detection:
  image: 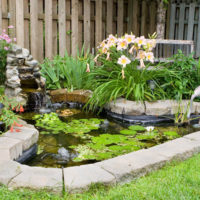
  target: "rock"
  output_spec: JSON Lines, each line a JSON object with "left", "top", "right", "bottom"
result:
{"left": 18, "top": 66, "right": 33, "bottom": 73}
{"left": 8, "top": 166, "right": 63, "bottom": 193}
{"left": 17, "top": 58, "right": 25, "bottom": 66}
{"left": 5, "top": 87, "right": 22, "bottom": 96}
{"left": 50, "top": 89, "right": 92, "bottom": 104}
{"left": 33, "top": 72, "right": 41, "bottom": 78}
{"left": 6, "top": 67, "right": 18, "bottom": 79}
{"left": 22, "top": 48, "right": 30, "bottom": 57}
{"left": 64, "top": 164, "right": 115, "bottom": 192}
{"left": 3, "top": 126, "right": 39, "bottom": 151}
{"left": 26, "top": 55, "right": 33, "bottom": 61}
{"left": 9, "top": 45, "right": 22, "bottom": 55}
{"left": 106, "top": 98, "right": 145, "bottom": 115}
{"left": 25, "top": 60, "right": 38, "bottom": 67}
{"left": 0, "top": 137, "right": 23, "bottom": 161}
{"left": 145, "top": 100, "right": 192, "bottom": 116}
{"left": 6, "top": 76, "right": 21, "bottom": 88}
{"left": 7, "top": 56, "right": 18, "bottom": 65}
{"left": 33, "top": 67, "right": 40, "bottom": 72}
{"left": 40, "top": 76, "right": 46, "bottom": 88}
{"left": 19, "top": 73, "right": 34, "bottom": 80}
{"left": 0, "top": 161, "right": 25, "bottom": 185}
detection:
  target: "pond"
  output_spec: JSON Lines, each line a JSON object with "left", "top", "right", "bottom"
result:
{"left": 20, "top": 106, "right": 200, "bottom": 168}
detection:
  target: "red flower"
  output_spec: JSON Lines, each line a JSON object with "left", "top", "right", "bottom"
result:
{"left": 13, "top": 121, "right": 23, "bottom": 127}
{"left": 10, "top": 126, "right": 14, "bottom": 132}
{"left": 19, "top": 105, "right": 24, "bottom": 113}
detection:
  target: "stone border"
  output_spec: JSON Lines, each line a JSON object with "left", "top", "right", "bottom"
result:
{"left": 0, "top": 120, "right": 200, "bottom": 193}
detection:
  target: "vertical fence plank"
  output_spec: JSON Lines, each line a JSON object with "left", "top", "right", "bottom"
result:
{"left": 165, "top": 2, "right": 171, "bottom": 39}
{"left": 117, "top": 0, "right": 123, "bottom": 36}
{"left": 45, "top": 0, "right": 53, "bottom": 59}
{"left": 178, "top": 3, "right": 185, "bottom": 39}
{"left": 132, "top": 0, "right": 138, "bottom": 36}
{"left": 78, "top": 0, "right": 83, "bottom": 52}
{"left": 16, "top": 0, "right": 24, "bottom": 47}
{"left": 91, "top": 1, "right": 95, "bottom": 52}
{"left": 52, "top": 0, "right": 58, "bottom": 57}
{"left": 95, "top": 0, "right": 102, "bottom": 47}
{"left": 30, "top": 0, "right": 38, "bottom": 59}
{"left": 2, "top": 0, "right": 8, "bottom": 32}
{"left": 58, "top": 0, "right": 66, "bottom": 56}
{"left": 141, "top": 0, "right": 146, "bottom": 36}
{"left": 84, "top": 0, "right": 90, "bottom": 53}
{"left": 8, "top": 0, "right": 16, "bottom": 38}
{"left": 72, "top": 0, "right": 78, "bottom": 56}
{"left": 127, "top": 0, "right": 133, "bottom": 33}
{"left": 106, "top": 0, "right": 113, "bottom": 36}
{"left": 0, "top": 0, "right": 2, "bottom": 33}
{"left": 66, "top": 0, "right": 71, "bottom": 55}
{"left": 38, "top": 0, "right": 44, "bottom": 62}
{"left": 196, "top": 7, "right": 200, "bottom": 57}
{"left": 169, "top": 3, "right": 176, "bottom": 39}
{"left": 149, "top": 1, "right": 156, "bottom": 35}
{"left": 187, "top": 3, "right": 195, "bottom": 40}
{"left": 24, "top": 0, "right": 29, "bottom": 50}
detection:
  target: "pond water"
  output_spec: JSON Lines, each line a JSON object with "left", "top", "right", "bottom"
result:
{"left": 20, "top": 107, "right": 200, "bottom": 168}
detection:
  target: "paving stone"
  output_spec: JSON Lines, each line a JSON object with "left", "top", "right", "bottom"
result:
{"left": 2, "top": 126, "right": 39, "bottom": 151}
{"left": 96, "top": 149, "right": 168, "bottom": 183}
{"left": 0, "top": 161, "right": 26, "bottom": 185}
{"left": 147, "top": 137, "right": 200, "bottom": 161}
{"left": 64, "top": 164, "right": 116, "bottom": 192}
{"left": 8, "top": 166, "right": 62, "bottom": 193}
{"left": 184, "top": 131, "right": 200, "bottom": 141}
{"left": 0, "top": 137, "right": 22, "bottom": 161}
{"left": 106, "top": 98, "right": 145, "bottom": 115}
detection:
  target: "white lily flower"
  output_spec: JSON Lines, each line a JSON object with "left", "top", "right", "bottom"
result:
{"left": 146, "top": 126, "right": 154, "bottom": 132}
{"left": 117, "top": 55, "right": 131, "bottom": 68}
{"left": 117, "top": 39, "right": 128, "bottom": 50}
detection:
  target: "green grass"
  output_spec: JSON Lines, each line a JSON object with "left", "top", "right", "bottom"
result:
{"left": 1, "top": 153, "right": 200, "bottom": 200}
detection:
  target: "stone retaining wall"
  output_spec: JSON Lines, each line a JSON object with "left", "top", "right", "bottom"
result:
{"left": 1, "top": 120, "right": 200, "bottom": 193}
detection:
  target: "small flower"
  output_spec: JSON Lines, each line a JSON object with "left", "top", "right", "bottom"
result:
{"left": 146, "top": 126, "right": 154, "bottom": 132}
{"left": 13, "top": 38, "right": 17, "bottom": 42}
{"left": 4, "top": 46, "right": 9, "bottom": 51}
{"left": 3, "top": 29, "right": 6, "bottom": 33}
{"left": 137, "top": 50, "right": 146, "bottom": 60}
{"left": 107, "top": 34, "right": 118, "bottom": 47}
{"left": 135, "top": 36, "right": 146, "bottom": 47}
{"left": 106, "top": 52, "right": 110, "bottom": 60}
{"left": 125, "top": 34, "right": 135, "bottom": 44}
{"left": 146, "top": 39, "right": 156, "bottom": 51}
{"left": 117, "top": 39, "right": 128, "bottom": 50}
{"left": 8, "top": 25, "right": 14, "bottom": 29}
{"left": 139, "top": 59, "right": 145, "bottom": 68}
{"left": 145, "top": 52, "right": 154, "bottom": 63}
{"left": 19, "top": 105, "right": 24, "bottom": 113}
{"left": 94, "top": 54, "right": 100, "bottom": 63}
{"left": 86, "top": 63, "right": 90, "bottom": 72}
{"left": 117, "top": 55, "right": 131, "bottom": 68}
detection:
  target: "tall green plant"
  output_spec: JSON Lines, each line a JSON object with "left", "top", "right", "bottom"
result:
{"left": 86, "top": 60, "right": 167, "bottom": 111}
{"left": 41, "top": 49, "right": 95, "bottom": 91}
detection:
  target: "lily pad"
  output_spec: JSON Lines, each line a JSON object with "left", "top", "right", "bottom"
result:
{"left": 120, "top": 129, "right": 137, "bottom": 135}
{"left": 128, "top": 125, "right": 146, "bottom": 131}
{"left": 163, "top": 131, "right": 179, "bottom": 139}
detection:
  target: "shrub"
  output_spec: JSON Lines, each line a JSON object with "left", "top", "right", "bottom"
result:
{"left": 157, "top": 50, "right": 200, "bottom": 100}
{"left": 0, "top": 26, "right": 16, "bottom": 85}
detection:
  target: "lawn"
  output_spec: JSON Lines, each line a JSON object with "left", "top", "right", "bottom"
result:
{"left": 1, "top": 153, "right": 200, "bottom": 200}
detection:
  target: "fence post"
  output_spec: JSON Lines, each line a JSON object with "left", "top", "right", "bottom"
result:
{"left": 30, "top": 0, "right": 38, "bottom": 59}
{"left": 59, "top": 0, "right": 66, "bottom": 57}
{"left": 96, "top": 0, "right": 102, "bottom": 48}
{"left": 16, "top": 0, "right": 24, "bottom": 47}
{"left": 72, "top": 0, "right": 79, "bottom": 57}
{"left": 0, "top": 0, "right": 2, "bottom": 33}
{"left": 45, "top": 0, "right": 53, "bottom": 59}
{"left": 117, "top": 0, "right": 123, "bottom": 37}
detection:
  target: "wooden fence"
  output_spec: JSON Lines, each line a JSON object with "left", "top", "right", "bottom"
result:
{"left": 169, "top": 0, "right": 200, "bottom": 57}
{"left": 0, "top": 0, "right": 170, "bottom": 62}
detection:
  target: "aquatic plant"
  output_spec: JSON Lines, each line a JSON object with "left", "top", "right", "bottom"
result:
{"left": 33, "top": 113, "right": 104, "bottom": 137}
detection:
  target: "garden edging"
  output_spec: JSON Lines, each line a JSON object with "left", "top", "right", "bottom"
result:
{"left": 0, "top": 120, "right": 200, "bottom": 193}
